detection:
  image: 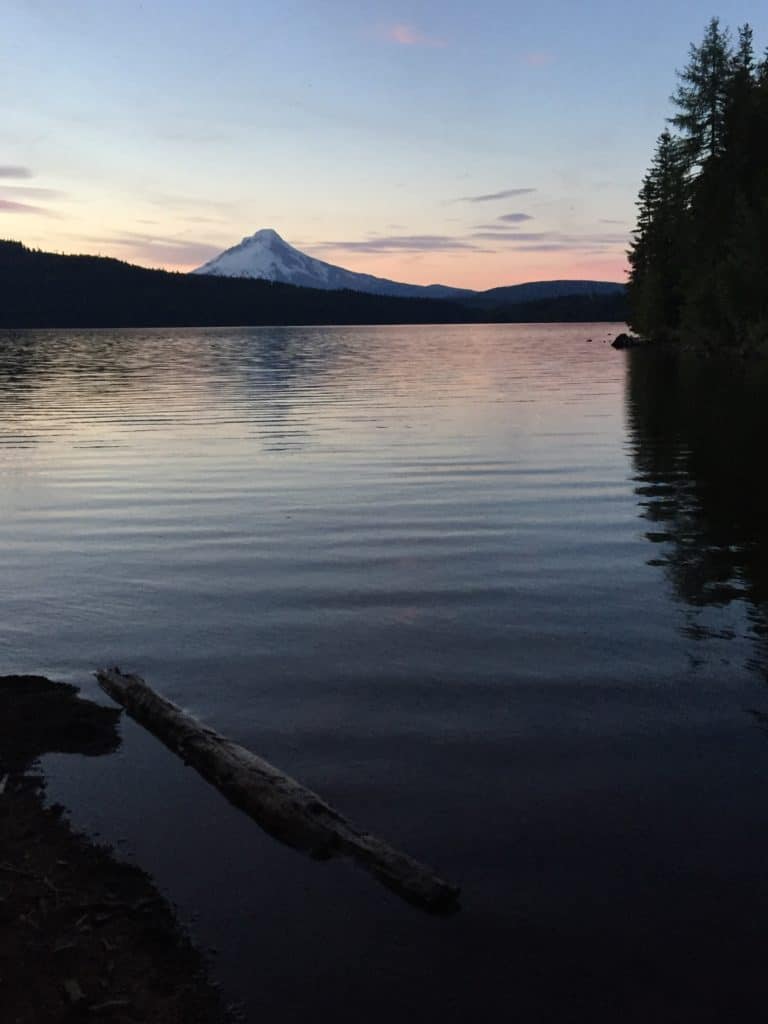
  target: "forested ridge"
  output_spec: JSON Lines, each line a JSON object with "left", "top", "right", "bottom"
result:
{"left": 0, "top": 240, "right": 626, "bottom": 328}
{"left": 628, "top": 18, "right": 768, "bottom": 350}
{"left": 0, "top": 241, "right": 471, "bottom": 328}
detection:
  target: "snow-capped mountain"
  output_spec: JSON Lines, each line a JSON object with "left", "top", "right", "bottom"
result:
{"left": 192, "top": 229, "right": 473, "bottom": 300}
{"left": 193, "top": 228, "right": 626, "bottom": 305}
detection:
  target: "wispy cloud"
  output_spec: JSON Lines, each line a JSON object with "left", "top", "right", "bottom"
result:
{"left": 313, "top": 226, "right": 627, "bottom": 258}
{"left": 0, "top": 166, "right": 33, "bottom": 179}
{"left": 88, "top": 232, "right": 222, "bottom": 268}
{"left": 0, "top": 185, "right": 63, "bottom": 199}
{"left": 498, "top": 213, "right": 534, "bottom": 224}
{"left": 459, "top": 188, "right": 536, "bottom": 203}
{"left": 471, "top": 231, "right": 545, "bottom": 242}
{"left": 470, "top": 229, "right": 628, "bottom": 252}
{"left": 314, "top": 234, "right": 486, "bottom": 254}
{"left": 0, "top": 198, "right": 57, "bottom": 216}
{"left": 521, "top": 52, "right": 554, "bottom": 67}
{"left": 475, "top": 214, "right": 534, "bottom": 229}
{"left": 382, "top": 23, "right": 446, "bottom": 47}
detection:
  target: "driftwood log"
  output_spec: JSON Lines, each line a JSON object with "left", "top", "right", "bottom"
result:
{"left": 96, "top": 668, "right": 459, "bottom": 914}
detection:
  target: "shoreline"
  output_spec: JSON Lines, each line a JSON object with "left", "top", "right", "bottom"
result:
{"left": 611, "top": 330, "right": 768, "bottom": 357}
{"left": 0, "top": 675, "right": 226, "bottom": 1023}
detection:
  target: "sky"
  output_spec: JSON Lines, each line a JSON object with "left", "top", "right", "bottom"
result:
{"left": 2, "top": 1, "right": 766, "bottom": 289}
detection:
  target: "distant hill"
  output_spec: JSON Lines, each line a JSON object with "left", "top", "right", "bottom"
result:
{"left": 0, "top": 240, "right": 627, "bottom": 328}
{"left": 466, "top": 279, "right": 626, "bottom": 309}
{"left": 194, "top": 229, "right": 625, "bottom": 307}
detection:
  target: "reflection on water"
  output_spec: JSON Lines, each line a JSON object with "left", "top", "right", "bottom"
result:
{"left": 0, "top": 327, "right": 353, "bottom": 453}
{"left": 2, "top": 325, "right": 768, "bottom": 1022}
{"left": 627, "top": 348, "right": 768, "bottom": 678}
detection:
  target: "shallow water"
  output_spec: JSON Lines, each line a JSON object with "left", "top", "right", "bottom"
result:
{"left": 2, "top": 324, "right": 767, "bottom": 1020}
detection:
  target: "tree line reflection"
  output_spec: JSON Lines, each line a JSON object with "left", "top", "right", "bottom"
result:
{"left": 627, "top": 347, "right": 768, "bottom": 677}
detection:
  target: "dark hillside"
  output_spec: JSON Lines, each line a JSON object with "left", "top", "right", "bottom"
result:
{"left": 0, "top": 241, "right": 626, "bottom": 328}
{"left": 486, "top": 291, "right": 627, "bottom": 323}
{"left": 467, "top": 279, "right": 626, "bottom": 309}
{"left": 0, "top": 242, "right": 471, "bottom": 328}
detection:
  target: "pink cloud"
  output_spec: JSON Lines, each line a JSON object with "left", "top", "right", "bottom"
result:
{"left": 88, "top": 232, "right": 222, "bottom": 270}
{"left": 0, "top": 198, "right": 56, "bottom": 216}
{"left": 522, "top": 52, "right": 554, "bottom": 67}
{"left": 383, "top": 23, "right": 445, "bottom": 47}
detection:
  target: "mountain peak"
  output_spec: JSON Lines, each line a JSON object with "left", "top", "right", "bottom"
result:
{"left": 192, "top": 231, "right": 475, "bottom": 299}
{"left": 244, "top": 228, "right": 284, "bottom": 245}
{"left": 192, "top": 231, "right": 623, "bottom": 306}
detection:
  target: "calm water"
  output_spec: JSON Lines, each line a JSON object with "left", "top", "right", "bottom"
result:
{"left": 2, "top": 324, "right": 768, "bottom": 1021}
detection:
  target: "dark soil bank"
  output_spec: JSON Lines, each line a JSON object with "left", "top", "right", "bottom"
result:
{"left": 0, "top": 675, "right": 224, "bottom": 1024}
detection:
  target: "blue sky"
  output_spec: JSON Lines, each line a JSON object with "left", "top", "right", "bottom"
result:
{"left": 2, "top": 1, "right": 765, "bottom": 287}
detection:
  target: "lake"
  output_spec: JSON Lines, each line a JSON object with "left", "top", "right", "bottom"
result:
{"left": 2, "top": 324, "right": 767, "bottom": 1021}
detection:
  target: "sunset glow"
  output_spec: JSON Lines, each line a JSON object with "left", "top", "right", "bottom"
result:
{"left": 3, "top": 0, "right": 764, "bottom": 288}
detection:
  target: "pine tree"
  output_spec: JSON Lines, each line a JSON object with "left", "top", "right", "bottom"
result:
{"left": 628, "top": 131, "right": 688, "bottom": 338}
{"left": 671, "top": 17, "right": 732, "bottom": 166}
{"left": 629, "top": 18, "right": 768, "bottom": 349}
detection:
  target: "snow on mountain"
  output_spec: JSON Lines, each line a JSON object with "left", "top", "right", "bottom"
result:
{"left": 192, "top": 229, "right": 473, "bottom": 300}
{"left": 193, "top": 229, "right": 626, "bottom": 305}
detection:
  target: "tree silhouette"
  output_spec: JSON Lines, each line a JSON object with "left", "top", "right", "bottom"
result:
{"left": 628, "top": 18, "right": 768, "bottom": 350}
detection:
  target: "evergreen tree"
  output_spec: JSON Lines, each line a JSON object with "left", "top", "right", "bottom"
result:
{"left": 628, "top": 18, "right": 768, "bottom": 350}
{"left": 627, "top": 131, "right": 688, "bottom": 338}
{"left": 671, "top": 17, "right": 732, "bottom": 166}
